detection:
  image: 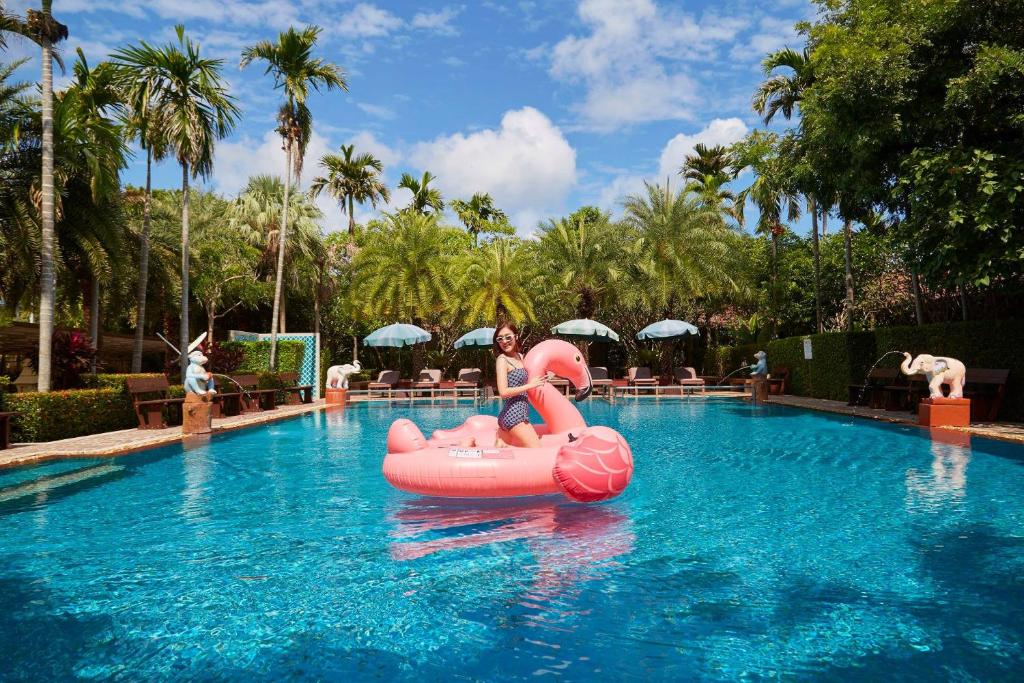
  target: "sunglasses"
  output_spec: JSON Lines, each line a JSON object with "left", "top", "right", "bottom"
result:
{"left": 496, "top": 334, "right": 516, "bottom": 343}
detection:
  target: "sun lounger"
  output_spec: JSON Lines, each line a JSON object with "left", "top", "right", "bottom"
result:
{"left": 588, "top": 366, "right": 614, "bottom": 396}
{"left": 412, "top": 369, "right": 442, "bottom": 397}
{"left": 627, "top": 367, "right": 660, "bottom": 395}
{"left": 454, "top": 368, "right": 482, "bottom": 396}
{"left": 368, "top": 370, "right": 400, "bottom": 399}
{"left": 673, "top": 367, "right": 706, "bottom": 394}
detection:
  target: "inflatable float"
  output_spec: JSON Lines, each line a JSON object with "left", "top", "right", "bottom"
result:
{"left": 383, "top": 340, "right": 634, "bottom": 502}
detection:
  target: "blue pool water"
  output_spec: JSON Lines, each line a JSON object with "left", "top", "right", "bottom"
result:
{"left": 2, "top": 400, "right": 1023, "bottom": 680}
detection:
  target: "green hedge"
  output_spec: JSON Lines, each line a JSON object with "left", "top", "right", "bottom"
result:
{"left": 1, "top": 389, "right": 136, "bottom": 442}
{"left": 219, "top": 340, "right": 305, "bottom": 374}
{"left": 707, "top": 319, "right": 1024, "bottom": 420}
{"left": 82, "top": 373, "right": 166, "bottom": 393}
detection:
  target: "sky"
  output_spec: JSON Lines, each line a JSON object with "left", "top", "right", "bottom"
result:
{"left": 5, "top": 0, "right": 816, "bottom": 235}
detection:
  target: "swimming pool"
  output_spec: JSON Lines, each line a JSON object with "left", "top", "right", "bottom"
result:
{"left": 2, "top": 400, "right": 1023, "bottom": 680}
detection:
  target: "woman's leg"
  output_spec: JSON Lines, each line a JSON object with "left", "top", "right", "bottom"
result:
{"left": 507, "top": 421, "right": 542, "bottom": 448}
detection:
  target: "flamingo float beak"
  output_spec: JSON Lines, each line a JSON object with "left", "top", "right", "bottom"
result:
{"left": 574, "top": 366, "right": 592, "bottom": 402}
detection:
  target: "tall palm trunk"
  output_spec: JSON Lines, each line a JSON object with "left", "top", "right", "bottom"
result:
{"left": 180, "top": 161, "right": 191, "bottom": 382}
{"left": 809, "top": 197, "right": 822, "bottom": 333}
{"left": 347, "top": 193, "right": 355, "bottom": 240}
{"left": 37, "top": 29, "right": 55, "bottom": 392}
{"left": 843, "top": 218, "right": 854, "bottom": 331}
{"left": 132, "top": 147, "right": 152, "bottom": 372}
{"left": 269, "top": 137, "right": 292, "bottom": 370}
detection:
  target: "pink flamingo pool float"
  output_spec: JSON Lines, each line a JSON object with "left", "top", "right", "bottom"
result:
{"left": 383, "top": 340, "right": 634, "bottom": 502}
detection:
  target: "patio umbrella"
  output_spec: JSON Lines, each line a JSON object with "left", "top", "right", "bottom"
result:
{"left": 635, "top": 319, "right": 699, "bottom": 341}
{"left": 551, "top": 318, "right": 620, "bottom": 342}
{"left": 364, "top": 323, "right": 432, "bottom": 347}
{"left": 453, "top": 327, "right": 496, "bottom": 350}
{"left": 636, "top": 319, "right": 700, "bottom": 380}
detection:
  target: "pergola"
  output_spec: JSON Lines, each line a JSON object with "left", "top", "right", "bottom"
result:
{"left": 0, "top": 322, "right": 167, "bottom": 373}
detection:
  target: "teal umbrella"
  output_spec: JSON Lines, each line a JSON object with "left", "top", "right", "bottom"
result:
{"left": 551, "top": 318, "right": 620, "bottom": 343}
{"left": 636, "top": 319, "right": 699, "bottom": 341}
{"left": 453, "top": 327, "right": 496, "bottom": 350}
{"left": 364, "top": 323, "right": 431, "bottom": 347}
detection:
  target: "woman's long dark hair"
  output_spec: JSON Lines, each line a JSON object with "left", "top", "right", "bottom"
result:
{"left": 492, "top": 323, "right": 523, "bottom": 357}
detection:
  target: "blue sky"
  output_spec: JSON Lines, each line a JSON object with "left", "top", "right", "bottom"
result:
{"left": 6, "top": 0, "right": 814, "bottom": 234}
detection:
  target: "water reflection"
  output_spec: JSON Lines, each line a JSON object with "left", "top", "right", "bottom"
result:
{"left": 905, "top": 430, "right": 971, "bottom": 512}
{"left": 180, "top": 449, "right": 212, "bottom": 520}
{"left": 389, "top": 498, "right": 635, "bottom": 624}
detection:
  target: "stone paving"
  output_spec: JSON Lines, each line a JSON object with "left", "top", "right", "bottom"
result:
{"left": 0, "top": 400, "right": 329, "bottom": 469}
{"left": 765, "top": 394, "right": 1024, "bottom": 444}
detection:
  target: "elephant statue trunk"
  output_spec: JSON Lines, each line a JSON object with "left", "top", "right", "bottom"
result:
{"left": 900, "top": 352, "right": 967, "bottom": 399}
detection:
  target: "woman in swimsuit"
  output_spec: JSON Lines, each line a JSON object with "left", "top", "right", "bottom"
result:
{"left": 494, "top": 323, "right": 552, "bottom": 448}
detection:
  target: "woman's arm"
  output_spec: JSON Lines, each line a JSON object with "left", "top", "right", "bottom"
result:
{"left": 495, "top": 357, "right": 548, "bottom": 398}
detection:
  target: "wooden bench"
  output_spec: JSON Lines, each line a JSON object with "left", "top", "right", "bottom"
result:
{"left": 963, "top": 368, "right": 1010, "bottom": 421}
{"left": 767, "top": 366, "right": 789, "bottom": 395}
{"left": 0, "top": 411, "right": 16, "bottom": 449}
{"left": 126, "top": 377, "right": 184, "bottom": 429}
{"left": 848, "top": 368, "right": 900, "bottom": 407}
{"left": 279, "top": 372, "right": 314, "bottom": 405}
{"left": 230, "top": 374, "right": 279, "bottom": 412}
{"left": 883, "top": 374, "right": 928, "bottom": 412}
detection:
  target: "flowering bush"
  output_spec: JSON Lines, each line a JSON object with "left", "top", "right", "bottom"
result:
{"left": 30, "top": 331, "right": 98, "bottom": 390}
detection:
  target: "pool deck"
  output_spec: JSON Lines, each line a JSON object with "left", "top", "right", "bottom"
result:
{"left": 765, "top": 394, "right": 1024, "bottom": 444}
{"left": 3, "top": 391, "right": 1022, "bottom": 469}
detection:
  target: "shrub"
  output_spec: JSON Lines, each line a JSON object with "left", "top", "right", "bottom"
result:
{"left": 29, "top": 330, "right": 98, "bottom": 389}
{"left": 2, "top": 388, "right": 136, "bottom": 442}
{"left": 206, "top": 341, "right": 244, "bottom": 374}
{"left": 222, "top": 340, "right": 305, "bottom": 374}
{"left": 82, "top": 373, "right": 166, "bottom": 394}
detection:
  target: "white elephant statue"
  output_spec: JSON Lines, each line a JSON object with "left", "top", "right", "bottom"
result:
{"left": 326, "top": 360, "right": 361, "bottom": 390}
{"left": 900, "top": 352, "right": 967, "bottom": 399}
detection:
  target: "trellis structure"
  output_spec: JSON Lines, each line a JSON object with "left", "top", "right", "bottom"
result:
{"left": 229, "top": 330, "right": 321, "bottom": 400}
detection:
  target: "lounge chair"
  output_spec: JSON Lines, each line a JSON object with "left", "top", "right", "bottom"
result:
{"left": 627, "top": 367, "right": 660, "bottom": 395}
{"left": 588, "top": 366, "right": 614, "bottom": 396}
{"left": 412, "top": 368, "right": 442, "bottom": 397}
{"left": 368, "top": 370, "right": 400, "bottom": 399}
{"left": 673, "top": 367, "right": 706, "bottom": 394}
{"left": 454, "top": 368, "right": 482, "bottom": 396}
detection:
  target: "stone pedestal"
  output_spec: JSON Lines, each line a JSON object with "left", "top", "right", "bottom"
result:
{"left": 918, "top": 397, "right": 971, "bottom": 428}
{"left": 750, "top": 377, "right": 769, "bottom": 404}
{"left": 326, "top": 387, "right": 348, "bottom": 405}
{"left": 183, "top": 393, "right": 213, "bottom": 434}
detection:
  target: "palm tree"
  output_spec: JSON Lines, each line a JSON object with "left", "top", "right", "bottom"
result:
{"left": 112, "top": 45, "right": 171, "bottom": 372}
{"left": 752, "top": 47, "right": 812, "bottom": 124}
{"left": 754, "top": 45, "right": 825, "bottom": 332}
{"left": 231, "top": 174, "right": 324, "bottom": 332}
{"left": 25, "top": 2, "right": 67, "bottom": 391}
{"left": 457, "top": 239, "right": 536, "bottom": 323}
{"left": 536, "top": 211, "right": 619, "bottom": 318}
{"left": 352, "top": 211, "right": 462, "bottom": 322}
{"left": 681, "top": 143, "right": 741, "bottom": 223}
{"left": 309, "top": 144, "right": 389, "bottom": 247}
{"left": 241, "top": 25, "right": 346, "bottom": 370}
{"left": 450, "top": 192, "right": 511, "bottom": 246}
{"left": 111, "top": 26, "right": 238, "bottom": 380}
{"left": 398, "top": 171, "right": 444, "bottom": 215}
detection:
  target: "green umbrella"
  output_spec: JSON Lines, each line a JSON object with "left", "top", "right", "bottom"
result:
{"left": 551, "top": 318, "right": 620, "bottom": 342}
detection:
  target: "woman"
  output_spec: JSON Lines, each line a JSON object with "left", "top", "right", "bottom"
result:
{"left": 494, "top": 323, "right": 551, "bottom": 448}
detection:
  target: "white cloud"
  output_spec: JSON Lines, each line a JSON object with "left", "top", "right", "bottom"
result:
{"left": 544, "top": 0, "right": 748, "bottom": 131}
{"left": 408, "top": 107, "right": 577, "bottom": 234}
{"left": 657, "top": 117, "right": 749, "bottom": 179}
{"left": 344, "top": 131, "right": 402, "bottom": 169}
{"left": 595, "top": 174, "right": 647, "bottom": 216}
{"left": 730, "top": 16, "right": 801, "bottom": 62}
{"left": 335, "top": 3, "right": 403, "bottom": 38}
{"left": 356, "top": 102, "right": 397, "bottom": 120}
{"left": 411, "top": 7, "right": 462, "bottom": 35}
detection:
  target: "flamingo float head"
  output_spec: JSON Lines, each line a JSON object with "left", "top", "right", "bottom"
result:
{"left": 524, "top": 339, "right": 592, "bottom": 402}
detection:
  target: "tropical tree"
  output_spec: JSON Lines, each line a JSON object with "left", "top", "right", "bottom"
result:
{"left": 457, "top": 239, "right": 536, "bottom": 323}
{"left": 753, "top": 45, "right": 824, "bottom": 332}
{"left": 450, "top": 192, "right": 512, "bottom": 246}
{"left": 111, "top": 25, "right": 238, "bottom": 380}
{"left": 241, "top": 25, "right": 346, "bottom": 369}
{"left": 309, "top": 143, "right": 389, "bottom": 247}
{"left": 680, "top": 144, "right": 740, "bottom": 224}
{"left": 112, "top": 41, "right": 171, "bottom": 371}
{"left": 25, "top": 1, "right": 68, "bottom": 391}
{"left": 398, "top": 171, "right": 444, "bottom": 215}
{"left": 536, "top": 210, "right": 620, "bottom": 318}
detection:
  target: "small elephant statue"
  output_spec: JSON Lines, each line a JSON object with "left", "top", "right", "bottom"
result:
{"left": 749, "top": 350, "right": 768, "bottom": 377}
{"left": 326, "top": 359, "right": 361, "bottom": 390}
{"left": 184, "top": 338, "right": 216, "bottom": 397}
{"left": 900, "top": 352, "right": 966, "bottom": 399}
